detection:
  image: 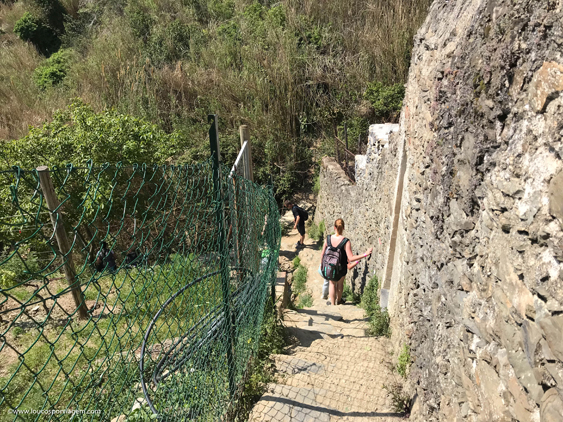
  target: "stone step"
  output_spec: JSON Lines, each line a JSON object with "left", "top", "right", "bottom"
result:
{"left": 249, "top": 383, "right": 334, "bottom": 422}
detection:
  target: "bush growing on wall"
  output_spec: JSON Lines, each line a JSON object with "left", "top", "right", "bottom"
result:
{"left": 364, "top": 82, "right": 405, "bottom": 123}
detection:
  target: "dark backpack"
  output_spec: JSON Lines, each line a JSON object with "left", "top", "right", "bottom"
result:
{"left": 293, "top": 205, "right": 309, "bottom": 222}
{"left": 321, "top": 235, "right": 348, "bottom": 281}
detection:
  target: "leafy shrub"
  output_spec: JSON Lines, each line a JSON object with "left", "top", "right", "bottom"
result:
{"left": 364, "top": 82, "right": 405, "bottom": 122}
{"left": 307, "top": 220, "right": 325, "bottom": 243}
{"left": 0, "top": 249, "right": 41, "bottom": 289}
{"left": 33, "top": 49, "right": 70, "bottom": 89}
{"left": 3, "top": 101, "right": 182, "bottom": 168}
{"left": 292, "top": 256, "right": 301, "bottom": 268}
{"left": 13, "top": 12, "right": 61, "bottom": 56}
{"left": 361, "top": 276, "right": 390, "bottom": 337}
{"left": 292, "top": 265, "right": 307, "bottom": 295}
{"left": 396, "top": 344, "right": 410, "bottom": 378}
{"left": 342, "top": 284, "right": 361, "bottom": 304}
{"left": 34, "top": 0, "right": 67, "bottom": 33}
{"left": 297, "top": 292, "right": 313, "bottom": 308}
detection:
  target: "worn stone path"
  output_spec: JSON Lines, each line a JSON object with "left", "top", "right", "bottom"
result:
{"left": 249, "top": 210, "right": 403, "bottom": 422}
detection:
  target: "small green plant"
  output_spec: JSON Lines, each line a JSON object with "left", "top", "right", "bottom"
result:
{"left": 12, "top": 327, "right": 24, "bottom": 338}
{"left": 292, "top": 256, "right": 301, "bottom": 268}
{"left": 312, "top": 174, "right": 320, "bottom": 195}
{"left": 33, "top": 49, "right": 70, "bottom": 90}
{"left": 292, "top": 266, "right": 307, "bottom": 295}
{"left": 383, "top": 381, "right": 410, "bottom": 414}
{"left": 296, "top": 292, "right": 313, "bottom": 308}
{"left": 318, "top": 220, "right": 325, "bottom": 238}
{"left": 342, "top": 284, "right": 361, "bottom": 304}
{"left": 364, "top": 82, "right": 405, "bottom": 122}
{"left": 307, "top": 219, "right": 325, "bottom": 243}
{"left": 396, "top": 344, "right": 410, "bottom": 378}
{"left": 361, "top": 276, "right": 390, "bottom": 337}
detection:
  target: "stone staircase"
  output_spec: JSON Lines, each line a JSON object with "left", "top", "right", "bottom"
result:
{"left": 249, "top": 212, "right": 404, "bottom": 421}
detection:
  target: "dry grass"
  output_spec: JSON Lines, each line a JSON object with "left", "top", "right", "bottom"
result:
{"left": 0, "top": 0, "right": 432, "bottom": 194}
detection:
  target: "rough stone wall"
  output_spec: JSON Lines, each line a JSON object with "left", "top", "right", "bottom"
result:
{"left": 315, "top": 0, "right": 563, "bottom": 420}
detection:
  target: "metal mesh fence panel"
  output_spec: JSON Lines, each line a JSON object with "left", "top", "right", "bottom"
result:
{"left": 0, "top": 157, "right": 281, "bottom": 421}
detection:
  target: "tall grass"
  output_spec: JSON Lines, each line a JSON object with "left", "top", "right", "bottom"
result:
{"left": 0, "top": 0, "right": 432, "bottom": 197}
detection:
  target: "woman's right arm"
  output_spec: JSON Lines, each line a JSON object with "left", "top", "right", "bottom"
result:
{"left": 345, "top": 241, "right": 373, "bottom": 263}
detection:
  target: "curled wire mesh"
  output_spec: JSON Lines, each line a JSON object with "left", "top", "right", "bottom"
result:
{"left": 0, "top": 161, "right": 281, "bottom": 421}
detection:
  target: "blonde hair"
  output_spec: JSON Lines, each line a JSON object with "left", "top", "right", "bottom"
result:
{"left": 334, "top": 219, "right": 345, "bottom": 235}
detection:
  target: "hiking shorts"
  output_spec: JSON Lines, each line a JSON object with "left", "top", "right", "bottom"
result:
{"left": 297, "top": 221, "right": 305, "bottom": 236}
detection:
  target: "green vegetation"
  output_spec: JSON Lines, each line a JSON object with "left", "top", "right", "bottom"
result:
{"left": 13, "top": 11, "right": 61, "bottom": 55}
{"left": 296, "top": 292, "right": 313, "bottom": 308}
{"left": 0, "top": 101, "right": 182, "bottom": 169}
{"left": 307, "top": 219, "right": 325, "bottom": 243}
{"left": 0, "top": 248, "right": 40, "bottom": 289}
{"left": 361, "top": 275, "right": 391, "bottom": 337}
{"left": 364, "top": 82, "right": 405, "bottom": 123}
{"left": 292, "top": 265, "right": 308, "bottom": 295}
{"left": 312, "top": 174, "right": 320, "bottom": 195}
{"left": 342, "top": 284, "right": 361, "bottom": 304}
{"left": 397, "top": 344, "right": 411, "bottom": 378}
{"left": 0, "top": 0, "right": 432, "bottom": 199}
{"left": 236, "top": 299, "right": 286, "bottom": 420}
{"left": 290, "top": 259, "right": 312, "bottom": 308}
{"left": 33, "top": 48, "right": 71, "bottom": 89}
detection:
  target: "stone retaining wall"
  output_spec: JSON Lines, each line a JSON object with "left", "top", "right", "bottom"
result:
{"left": 315, "top": 0, "right": 563, "bottom": 420}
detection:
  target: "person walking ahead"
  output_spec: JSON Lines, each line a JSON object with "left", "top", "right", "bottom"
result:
{"left": 284, "top": 200, "right": 308, "bottom": 249}
{"left": 320, "top": 219, "right": 372, "bottom": 306}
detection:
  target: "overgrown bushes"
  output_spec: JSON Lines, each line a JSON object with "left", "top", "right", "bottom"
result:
{"left": 1, "top": 0, "right": 432, "bottom": 200}
{"left": 33, "top": 49, "right": 70, "bottom": 89}
{"left": 361, "top": 275, "right": 390, "bottom": 337}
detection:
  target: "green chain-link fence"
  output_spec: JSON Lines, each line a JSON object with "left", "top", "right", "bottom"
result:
{"left": 0, "top": 120, "right": 281, "bottom": 421}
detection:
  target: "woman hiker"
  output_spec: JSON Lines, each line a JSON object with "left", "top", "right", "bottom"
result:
{"left": 320, "top": 219, "right": 372, "bottom": 306}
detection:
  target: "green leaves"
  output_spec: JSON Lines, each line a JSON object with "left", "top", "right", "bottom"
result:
{"left": 4, "top": 101, "right": 181, "bottom": 168}
{"left": 33, "top": 49, "right": 71, "bottom": 90}
{"left": 364, "top": 82, "right": 405, "bottom": 122}
{"left": 13, "top": 11, "right": 61, "bottom": 56}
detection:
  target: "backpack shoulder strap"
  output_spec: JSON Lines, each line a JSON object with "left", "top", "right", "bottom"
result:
{"left": 326, "top": 235, "right": 331, "bottom": 247}
{"left": 336, "top": 238, "right": 349, "bottom": 250}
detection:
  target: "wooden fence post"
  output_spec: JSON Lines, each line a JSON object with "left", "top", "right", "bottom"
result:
{"left": 239, "top": 125, "right": 253, "bottom": 182}
{"left": 36, "top": 166, "right": 88, "bottom": 320}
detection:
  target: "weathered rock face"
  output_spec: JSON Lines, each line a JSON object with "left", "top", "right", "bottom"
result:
{"left": 315, "top": 0, "right": 563, "bottom": 420}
